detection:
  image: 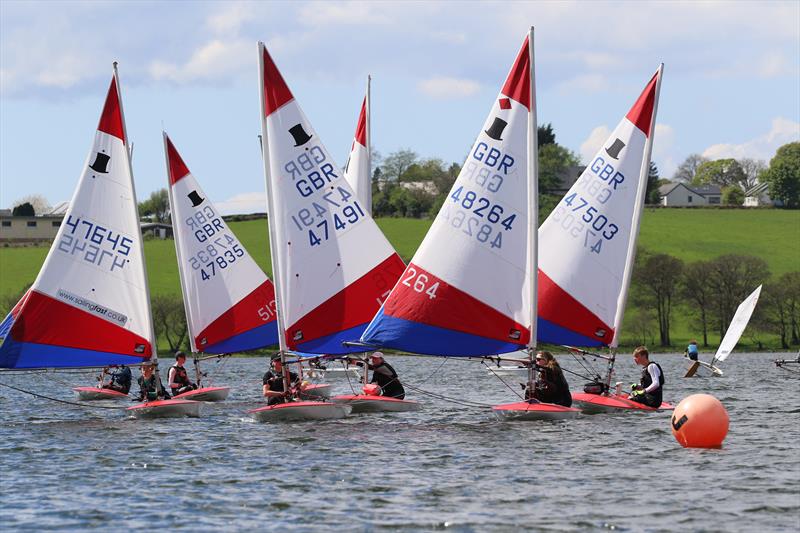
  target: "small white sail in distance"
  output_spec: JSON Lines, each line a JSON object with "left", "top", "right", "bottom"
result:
{"left": 713, "top": 285, "right": 763, "bottom": 365}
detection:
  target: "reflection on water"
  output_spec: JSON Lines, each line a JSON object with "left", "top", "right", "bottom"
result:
{"left": 1, "top": 353, "right": 798, "bottom": 530}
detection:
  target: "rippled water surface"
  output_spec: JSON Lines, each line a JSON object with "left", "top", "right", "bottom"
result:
{"left": 1, "top": 353, "right": 798, "bottom": 531}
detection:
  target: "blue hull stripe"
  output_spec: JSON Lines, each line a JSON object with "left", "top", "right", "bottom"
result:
{"left": 202, "top": 322, "right": 279, "bottom": 354}
{"left": 360, "top": 309, "right": 524, "bottom": 356}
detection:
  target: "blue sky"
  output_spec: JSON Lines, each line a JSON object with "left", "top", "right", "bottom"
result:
{"left": 1, "top": 0, "right": 798, "bottom": 214}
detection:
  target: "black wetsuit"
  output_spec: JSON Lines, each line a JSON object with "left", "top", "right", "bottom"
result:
{"left": 103, "top": 366, "right": 132, "bottom": 394}
{"left": 137, "top": 374, "right": 169, "bottom": 402}
{"left": 529, "top": 365, "right": 572, "bottom": 407}
{"left": 630, "top": 362, "right": 664, "bottom": 408}
{"left": 170, "top": 364, "right": 197, "bottom": 396}
{"left": 368, "top": 361, "right": 405, "bottom": 399}
{"left": 263, "top": 369, "right": 300, "bottom": 405}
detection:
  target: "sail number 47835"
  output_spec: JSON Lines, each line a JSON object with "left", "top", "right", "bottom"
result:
{"left": 401, "top": 267, "right": 440, "bottom": 300}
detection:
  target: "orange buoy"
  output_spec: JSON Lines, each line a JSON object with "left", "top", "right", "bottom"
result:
{"left": 671, "top": 394, "right": 729, "bottom": 448}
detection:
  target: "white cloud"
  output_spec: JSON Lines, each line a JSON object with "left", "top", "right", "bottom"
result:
{"left": 702, "top": 117, "right": 800, "bottom": 162}
{"left": 417, "top": 76, "right": 481, "bottom": 99}
{"left": 298, "top": 1, "right": 392, "bottom": 26}
{"left": 149, "top": 39, "right": 251, "bottom": 83}
{"left": 431, "top": 31, "right": 467, "bottom": 45}
{"left": 206, "top": 1, "right": 255, "bottom": 34}
{"left": 216, "top": 192, "right": 267, "bottom": 216}
{"left": 579, "top": 125, "right": 611, "bottom": 163}
{"left": 555, "top": 74, "right": 610, "bottom": 94}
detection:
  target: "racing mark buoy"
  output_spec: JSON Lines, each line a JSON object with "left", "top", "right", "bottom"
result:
{"left": 671, "top": 394, "right": 729, "bottom": 448}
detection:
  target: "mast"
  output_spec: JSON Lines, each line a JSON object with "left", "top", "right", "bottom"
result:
{"left": 526, "top": 26, "right": 538, "bottom": 392}
{"left": 607, "top": 64, "right": 664, "bottom": 386}
{"left": 162, "top": 131, "right": 198, "bottom": 356}
{"left": 115, "top": 62, "right": 159, "bottom": 374}
{"left": 365, "top": 74, "right": 373, "bottom": 217}
{"left": 257, "top": 42, "right": 291, "bottom": 392}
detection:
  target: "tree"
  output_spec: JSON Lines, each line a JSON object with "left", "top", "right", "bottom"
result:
{"left": 759, "top": 281, "right": 793, "bottom": 349}
{"left": 693, "top": 159, "right": 747, "bottom": 189}
{"left": 13, "top": 194, "right": 51, "bottom": 215}
{"left": 760, "top": 142, "right": 800, "bottom": 208}
{"left": 12, "top": 202, "right": 35, "bottom": 217}
{"left": 539, "top": 143, "right": 579, "bottom": 194}
{"left": 646, "top": 161, "right": 661, "bottom": 204}
{"left": 672, "top": 154, "right": 708, "bottom": 183}
{"left": 138, "top": 188, "right": 170, "bottom": 223}
{"left": 381, "top": 149, "right": 418, "bottom": 181}
{"left": 721, "top": 186, "right": 745, "bottom": 206}
{"left": 707, "top": 254, "right": 770, "bottom": 340}
{"left": 633, "top": 252, "right": 684, "bottom": 346}
{"left": 681, "top": 260, "right": 716, "bottom": 346}
{"left": 738, "top": 158, "right": 767, "bottom": 192}
{"left": 538, "top": 123, "right": 556, "bottom": 146}
{"left": 151, "top": 295, "right": 188, "bottom": 353}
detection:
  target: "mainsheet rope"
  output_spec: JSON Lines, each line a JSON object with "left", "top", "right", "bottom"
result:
{"left": 0, "top": 380, "right": 124, "bottom": 410}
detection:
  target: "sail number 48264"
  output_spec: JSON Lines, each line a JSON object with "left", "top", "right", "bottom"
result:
{"left": 401, "top": 267, "right": 439, "bottom": 300}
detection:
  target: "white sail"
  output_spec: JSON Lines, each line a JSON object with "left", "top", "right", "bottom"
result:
{"left": 343, "top": 77, "right": 372, "bottom": 216}
{"left": 713, "top": 285, "right": 762, "bottom": 364}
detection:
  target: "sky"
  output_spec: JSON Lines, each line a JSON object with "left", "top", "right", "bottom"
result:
{"left": 1, "top": 0, "right": 798, "bottom": 215}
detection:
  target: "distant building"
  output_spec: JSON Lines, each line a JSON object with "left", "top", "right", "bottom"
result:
{"left": 659, "top": 182, "right": 722, "bottom": 207}
{"left": 744, "top": 182, "right": 773, "bottom": 207}
{"left": 140, "top": 222, "right": 173, "bottom": 239}
{"left": 1, "top": 211, "right": 172, "bottom": 243}
{"left": 399, "top": 180, "right": 438, "bottom": 195}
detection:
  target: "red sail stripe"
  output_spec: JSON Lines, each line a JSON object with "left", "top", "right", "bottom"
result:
{"left": 97, "top": 76, "right": 125, "bottom": 143}
{"left": 195, "top": 280, "right": 277, "bottom": 349}
{"left": 384, "top": 263, "right": 530, "bottom": 345}
{"left": 537, "top": 270, "right": 614, "bottom": 345}
{"left": 287, "top": 254, "right": 406, "bottom": 348}
{"left": 165, "top": 134, "right": 191, "bottom": 185}
{"left": 262, "top": 45, "right": 294, "bottom": 117}
{"left": 501, "top": 35, "right": 531, "bottom": 111}
{"left": 353, "top": 97, "right": 367, "bottom": 147}
{"left": 11, "top": 291, "right": 152, "bottom": 357}
{"left": 625, "top": 70, "right": 659, "bottom": 137}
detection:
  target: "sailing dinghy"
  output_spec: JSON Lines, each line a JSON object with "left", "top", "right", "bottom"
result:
{"left": 685, "top": 285, "right": 762, "bottom": 377}
{"left": 74, "top": 366, "right": 132, "bottom": 400}
{"left": 359, "top": 30, "right": 578, "bottom": 420}
{"left": 0, "top": 66, "right": 198, "bottom": 418}
{"left": 163, "top": 132, "right": 283, "bottom": 401}
{"left": 250, "top": 42, "right": 407, "bottom": 420}
{"left": 535, "top": 66, "right": 672, "bottom": 413}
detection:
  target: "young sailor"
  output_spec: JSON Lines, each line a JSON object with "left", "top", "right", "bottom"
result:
{"left": 101, "top": 365, "right": 132, "bottom": 394}
{"left": 262, "top": 354, "right": 300, "bottom": 406}
{"left": 525, "top": 351, "right": 572, "bottom": 407}
{"left": 168, "top": 352, "right": 197, "bottom": 397}
{"left": 629, "top": 346, "right": 665, "bottom": 408}
{"left": 685, "top": 340, "right": 699, "bottom": 361}
{"left": 136, "top": 362, "right": 169, "bottom": 402}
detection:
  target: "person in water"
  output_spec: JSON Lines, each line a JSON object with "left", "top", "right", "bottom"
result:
{"left": 262, "top": 354, "right": 300, "bottom": 406}
{"left": 525, "top": 351, "right": 572, "bottom": 407}
{"left": 168, "top": 352, "right": 198, "bottom": 397}
{"left": 136, "top": 362, "right": 169, "bottom": 402}
{"left": 685, "top": 340, "right": 699, "bottom": 361}
{"left": 101, "top": 365, "right": 132, "bottom": 394}
{"left": 628, "top": 346, "right": 664, "bottom": 408}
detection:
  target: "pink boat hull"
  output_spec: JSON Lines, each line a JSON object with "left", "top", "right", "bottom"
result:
{"left": 172, "top": 386, "right": 230, "bottom": 402}
{"left": 248, "top": 401, "right": 351, "bottom": 422}
{"left": 492, "top": 401, "right": 581, "bottom": 421}
{"left": 73, "top": 386, "right": 129, "bottom": 401}
{"left": 331, "top": 394, "right": 422, "bottom": 413}
{"left": 572, "top": 392, "right": 675, "bottom": 414}
{"left": 126, "top": 399, "right": 201, "bottom": 418}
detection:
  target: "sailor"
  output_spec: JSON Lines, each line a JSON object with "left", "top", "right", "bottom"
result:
{"left": 685, "top": 340, "right": 699, "bottom": 361}
{"left": 628, "top": 346, "right": 664, "bottom": 408}
{"left": 525, "top": 351, "right": 572, "bottom": 407}
{"left": 366, "top": 352, "right": 406, "bottom": 399}
{"left": 102, "top": 365, "right": 132, "bottom": 394}
{"left": 262, "top": 354, "right": 300, "bottom": 405}
{"left": 168, "top": 352, "right": 198, "bottom": 397}
{"left": 136, "top": 362, "right": 169, "bottom": 402}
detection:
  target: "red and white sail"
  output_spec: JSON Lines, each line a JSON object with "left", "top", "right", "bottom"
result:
{"left": 343, "top": 78, "right": 372, "bottom": 215}
{"left": 361, "top": 34, "right": 534, "bottom": 356}
{"left": 537, "top": 67, "right": 664, "bottom": 347}
{"left": 164, "top": 133, "right": 278, "bottom": 354}
{"left": 0, "top": 68, "right": 154, "bottom": 368}
{"left": 257, "top": 43, "right": 404, "bottom": 354}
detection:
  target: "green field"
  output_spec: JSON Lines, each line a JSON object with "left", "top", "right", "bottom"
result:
{"left": 1, "top": 210, "right": 798, "bottom": 349}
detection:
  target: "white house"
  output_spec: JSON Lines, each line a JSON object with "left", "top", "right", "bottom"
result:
{"left": 659, "top": 182, "right": 722, "bottom": 207}
{"left": 744, "top": 182, "right": 772, "bottom": 207}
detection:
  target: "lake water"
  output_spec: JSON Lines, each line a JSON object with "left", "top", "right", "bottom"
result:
{"left": 1, "top": 352, "right": 798, "bottom": 531}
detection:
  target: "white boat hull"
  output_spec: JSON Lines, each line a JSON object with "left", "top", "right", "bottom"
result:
{"left": 685, "top": 360, "right": 724, "bottom": 378}
{"left": 248, "top": 401, "right": 351, "bottom": 422}
{"left": 126, "top": 399, "right": 202, "bottom": 419}
{"left": 331, "top": 394, "right": 422, "bottom": 413}
{"left": 492, "top": 401, "right": 581, "bottom": 421}
{"left": 74, "top": 387, "right": 129, "bottom": 401}
{"left": 172, "top": 386, "right": 230, "bottom": 402}
{"left": 299, "top": 383, "right": 332, "bottom": 399}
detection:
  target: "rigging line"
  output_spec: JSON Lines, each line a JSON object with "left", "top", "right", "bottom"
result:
{"left": 0, "top": 381, "right": 124, "bottom": 410}
{"left": 481, "top": 360, "right": 525, "bottom": 402}
{"left": 569, "top": 352, "right": 601, "bottom": 380}
{"left": 416, "top": 356, "right": 450, "bottom": 386}
{"left": 401, "top": 382, "right": 494, "bottom": 408}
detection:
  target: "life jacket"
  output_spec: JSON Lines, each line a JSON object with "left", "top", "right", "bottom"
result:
{"left": 370, "top": 361, "right": 405, "bottom": 399}
{"left": 170, "top": 364, "right": 191, "bottom": 390}
{"left": 111, "top": 367, "right": 132, "bottom": 393}
{"left": 640, "top": 362, "right": 664, "bottom": 406}
{"left": 263, "top": 370, "right": 299, "bottom": 405}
